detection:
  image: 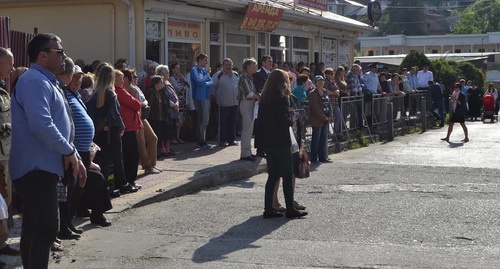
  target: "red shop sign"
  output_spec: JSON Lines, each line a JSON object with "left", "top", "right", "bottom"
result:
{"left": 240, "top": 3, "right": 284, "bottom": 32}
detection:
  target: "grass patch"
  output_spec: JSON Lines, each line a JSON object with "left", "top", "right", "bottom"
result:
{"left": 354, "top": 130, "right": 370, "bottom": 147}
{"left": 350, "top": 142, "right": 361, "bottom": 149}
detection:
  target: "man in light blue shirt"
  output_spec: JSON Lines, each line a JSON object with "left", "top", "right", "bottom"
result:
{"left": 406, "top": 66, "right": 418, "bottom": 91}
{"left": 10, "top": 33, "right": 86, "bottom": 269}
{"left": 362, "top": 63, "right": 381, "bottom": 94}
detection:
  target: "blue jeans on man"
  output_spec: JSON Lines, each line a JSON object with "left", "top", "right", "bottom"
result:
{"left": 311, "top": 124, "right": 329, "bottom": 162}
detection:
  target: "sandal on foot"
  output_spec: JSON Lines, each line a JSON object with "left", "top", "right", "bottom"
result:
{"left": 51, "top": 242, "right": 64, "bottom": 252}
{"left": 293, "top": 201, "right": 306, "bottom": 210}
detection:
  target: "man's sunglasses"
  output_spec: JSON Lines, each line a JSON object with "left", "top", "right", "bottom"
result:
{"left": 45, "top": 48, "right": 65, "bottom": 55}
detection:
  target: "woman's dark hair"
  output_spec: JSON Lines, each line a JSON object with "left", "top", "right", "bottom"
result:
{"left": 28, "top": 33, "right": 61, "bottom": 63}
{"left": 296, "top": 74, "right": 309, "bottom": 86}
{"left": 169, "top": 62, "right": 180, "bottom": 73}
{"left": 121, "top": 68, "right": 136, "bottom": 82}
{"left": 150, "top": 75, "right": 163, "bottom": 88}
{"left": 259, "top": 69, "right": 290, "bottom": 104}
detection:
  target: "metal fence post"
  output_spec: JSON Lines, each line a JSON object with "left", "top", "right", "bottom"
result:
{"left": 387, "top": 100, "right": 394, "bottom": 141}
{"left": 421, "top": 95, "right": 427, "bottom": 132}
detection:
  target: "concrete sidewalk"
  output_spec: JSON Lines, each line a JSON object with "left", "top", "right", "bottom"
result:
{"left": 108, "top": 140, "right": 267, "bottom": 213}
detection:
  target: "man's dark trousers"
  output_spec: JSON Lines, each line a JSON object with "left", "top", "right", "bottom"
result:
{"left": 13, "top": 170, "right": 59, "bottom": 269}
{"left": 219, "top": 105, "right": 238, "bottom": 143}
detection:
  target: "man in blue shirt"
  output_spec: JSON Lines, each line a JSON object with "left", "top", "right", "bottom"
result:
{"left": 190, "top": 53, "right": 214, "bottom": 149}
{"left": 10, "top": 33, "right": 87, "bottom": 269}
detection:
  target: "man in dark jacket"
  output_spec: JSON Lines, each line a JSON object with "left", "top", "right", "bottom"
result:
{"left": 252, "top": 55, "right": 273, "bottom": 158}
{"left": 428, "top": 80, "right": 445, "bottom": 127}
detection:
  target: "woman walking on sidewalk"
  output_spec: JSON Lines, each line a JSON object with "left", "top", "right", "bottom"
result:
{"left": 442, "top": 83, "right": 469, "bottom": 143}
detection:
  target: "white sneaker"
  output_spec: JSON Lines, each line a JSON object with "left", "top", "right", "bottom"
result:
{"left": 145, "top": 167, "right": 161, "bottom": 174}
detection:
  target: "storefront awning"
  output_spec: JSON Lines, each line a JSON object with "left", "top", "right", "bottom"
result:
{"left": 171, "top": 0, "right": 374, "bottom": 33}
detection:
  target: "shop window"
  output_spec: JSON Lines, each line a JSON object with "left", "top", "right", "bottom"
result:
{"left": 388, "top": 50, "right": 394, "bottom": 55}
{"left": 210, "top": 22, "right": 221, "bottom": 42}
{"left": 210, "top": 45, "right": 221, "bottom": 69}
{"left": 227, "top": 33, "right": 250, "bottom": 44}
{"left": 270, "top": 35, "right": 290, "bottom": 63}
{"left": 293, "top": 37, "right": 309, "bottom": 50}
{"left": 455, "top": 49, "right": 461, "bottom": 53}
{"left": 258, "top": 48, "right": 266, "bottom": 65}
{"left": 292, "top": 51, "right": 308, "bottom": 64}
{"left": 146, "top": 20, "right": 164, "bottom": 63}
{"left": 368, "top": 50, "right": 374, "bottom": 56}
{"left": 270, "top": 34, "right": 289, "bottom": 48}
{"left": 271, "top": 49, "right": 287, "bottom": 63}
{"left": 227, "top": 46, "right": 250, "bottom": 72}
{"left": 258, "top": 33, "right": 267, "bottom": 47}
{"left": 168, "top": 42, "right": 201, "bottom": 73}
{"left": 432, "top": 49, "right": 438, "bottom": 53}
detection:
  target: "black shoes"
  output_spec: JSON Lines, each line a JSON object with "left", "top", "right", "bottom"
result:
{"left": 58, "top": 228, "right": 81, "bottom": 240}
{"left": 263, "top": 210, "right": 283, "bottom": 219}
{"left": 119, "top": 183, "right": 138, "bottom": 194}
{"left": 69, "top": 224, "right": 83, "bottom": 234}
{"left": 90, "top": 214, "right": 111, "bottom": 227}
{"left": 130, "top": 182, "right": 142, "bottom": 190}
{"left": 256, "top": 151, "right": 266, "bottom": 158}
{"left": 76, "top": 209, "right": 91, "bottom": 218}
{"left": 286, "top": 210, "right": 308, "bottom": 219}
{"left": 108, "top": 188, "right": 121, "bottom": 198}
{"left": 0, "top": 245, "right": 20, "bottom": 256}
{"left": 240, "top": 156, "right": 256, "bottom": 162}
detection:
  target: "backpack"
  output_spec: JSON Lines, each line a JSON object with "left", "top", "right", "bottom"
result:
{"left": 0, "top": 88, "right": 11, "bottom": 159}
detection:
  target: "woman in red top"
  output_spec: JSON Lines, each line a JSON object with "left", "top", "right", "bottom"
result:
{"left": 115, "top": 70, "right": 143, "bottom": 189}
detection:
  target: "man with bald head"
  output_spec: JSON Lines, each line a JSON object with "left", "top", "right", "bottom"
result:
{"left": 0, "top": 48, "right": 13, "bottom": 89}
{"left": 0, "top": 47, "right": 20, "bottom": 267}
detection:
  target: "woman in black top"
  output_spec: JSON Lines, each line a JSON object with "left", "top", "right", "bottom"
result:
{"left": 255, "top": 69, "right": 308, "bottom": 219}
{"left": 441, "top": 83, "right": 469, "bottom": 142}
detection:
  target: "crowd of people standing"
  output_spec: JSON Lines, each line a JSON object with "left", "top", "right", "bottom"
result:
{"left": 1, "top": 30, "right": 498, "bottom": 268}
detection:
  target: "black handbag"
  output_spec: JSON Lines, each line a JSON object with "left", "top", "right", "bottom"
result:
{"left": 141, "top": 105, "right": 151, "bottom": 120}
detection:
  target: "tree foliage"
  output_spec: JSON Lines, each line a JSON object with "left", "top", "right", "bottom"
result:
{"left": 431, "top": 59, "right": 485, "bottom": 89}
{"left": 398, "top": 51, "right": 432, "bottom": 72}
{"left": 398, "top": 52, "right": 485, "bottom": 89}
{"left": 454, "top": 0, "right": 500, "bottom": 34}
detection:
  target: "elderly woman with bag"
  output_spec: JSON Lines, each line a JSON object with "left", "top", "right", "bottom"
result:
{"left": 308, "top": 75, "right": 332, "bottom": 163}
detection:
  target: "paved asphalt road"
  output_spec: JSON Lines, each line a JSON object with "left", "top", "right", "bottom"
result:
{"left": 14, "top": 121, "right": 500, "bottom": 268}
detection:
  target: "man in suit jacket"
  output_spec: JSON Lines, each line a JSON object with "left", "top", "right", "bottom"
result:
{"left": 253, "top": 55, "right": 273, "bottom": 94}
{"left": 252, "top": 55, "right": 273, "bottom": 158}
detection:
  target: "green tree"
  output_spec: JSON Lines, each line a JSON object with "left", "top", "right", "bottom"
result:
{"left": 454, "top": 0, "right": 500, "bottom": 34}
{"left": 398, "top": 51, "right": 431, "bottom": 72}
{"left": 430, "top": 59, "right": 485, "bottom": 89}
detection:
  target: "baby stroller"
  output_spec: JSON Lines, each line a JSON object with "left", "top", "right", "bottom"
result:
{"left": 482, "top": 93, "right": 496, "bottom": 123}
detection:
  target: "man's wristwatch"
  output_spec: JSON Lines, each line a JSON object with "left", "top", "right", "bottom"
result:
{"left": 65, "top": 147, "right": 76, "bottom": 157}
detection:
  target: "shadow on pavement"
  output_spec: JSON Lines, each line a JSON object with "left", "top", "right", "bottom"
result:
{"left": 192, "top": 215, "right": 286, "bottom": 263}
{"left": 447, "top": 142, "right": 464, "bottom": 148}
